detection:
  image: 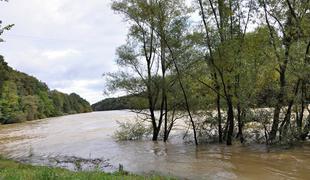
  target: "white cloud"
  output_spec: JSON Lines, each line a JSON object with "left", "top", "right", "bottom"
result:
{"left": 42, "top": 49, "right": 80, "bottom": 60}
{"left": 0, "top": 0, "right": 128, "bottom": 104}
{"left": 54, "top": 79, "right": 106, "bottom": 104}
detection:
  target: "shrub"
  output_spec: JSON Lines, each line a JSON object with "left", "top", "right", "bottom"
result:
{"left": 114, "top": 120, "right": 151, "bottom": 141}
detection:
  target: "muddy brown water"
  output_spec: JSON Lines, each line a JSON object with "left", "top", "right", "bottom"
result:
{"left": 0, "top": 111, "right": 309, "bottom": 180}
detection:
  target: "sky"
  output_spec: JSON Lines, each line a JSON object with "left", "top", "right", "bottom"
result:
{"left": 0, "top": 0, "right": 128, "bottom": 104}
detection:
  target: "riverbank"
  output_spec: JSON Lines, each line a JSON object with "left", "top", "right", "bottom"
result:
{"left": 0, "top": 157, "right": 172, "bottom": 180}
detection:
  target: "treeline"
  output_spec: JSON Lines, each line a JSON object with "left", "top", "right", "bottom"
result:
{"left": 107, "top": 0, "right": 310, "bottom": 145}
{"left": 92, "top": 95, "right": 148, "bottom": 111}
{"left": 93, "top": 79, "right": 283, "bottom": 111}
{"left": 93, "top": 88, "right": 280, "bottom": 111}
{"left": 0, "top": 56, "right": 92, "bottom": 124}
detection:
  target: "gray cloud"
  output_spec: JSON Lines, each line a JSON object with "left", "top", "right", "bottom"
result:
{"left": 0, "top": 0, "right": 128, "bottom": 104}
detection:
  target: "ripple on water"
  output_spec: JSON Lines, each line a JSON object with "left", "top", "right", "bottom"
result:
{"left": 0, "top": 111, "right": 309, "bottom": 180}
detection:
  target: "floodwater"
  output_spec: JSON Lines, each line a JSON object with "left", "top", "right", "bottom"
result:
{"left": 0, "top": 111, "right": 309, "bottom": 180}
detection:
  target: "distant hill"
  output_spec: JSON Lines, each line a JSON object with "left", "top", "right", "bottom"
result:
{"left": 92, "top": 95, "right": 148, "bottom": 111}
{"left": 0, "top": 55, "right": 92, "bottom": 124}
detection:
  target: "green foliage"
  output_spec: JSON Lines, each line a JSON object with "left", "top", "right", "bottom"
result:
{"left": 0, "top": 17, "right": 14, "bottom": 42}
{"left": 114, "top": 120, "right": 151, "bottom": 141}
{"left": 38, "top": 91, "right": 55, "bottom": 117}
{"left": 107, "top": 0, "right": 310, "bottom": 145}
{"left": 92, "top": 95, "right": 148, "bottom": 111}
{"left": 0, "top": 56, "right": 92, "bottom": 124}
{"left": 69, "top": 93, "right": 93, "bottom": 113}
{"left": 20, "top": 95, "right": 40, "bottom": 120}
{"left": 0, "top": 157, "right": 173, "bottom": 180}
{"left": 0, "top": 81, "right": 20, "bottom": 123}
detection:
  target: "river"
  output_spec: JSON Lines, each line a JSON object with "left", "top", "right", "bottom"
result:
{"left": 0, "top": 111, "right": 309, "bottom": 180}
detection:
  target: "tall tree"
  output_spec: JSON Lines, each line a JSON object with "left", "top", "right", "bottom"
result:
{"left": 197, "top": 0, "right": 258, "bottom": 145}
{"left": 261, "top": 0, "right": 310, "bottom": 143}
{"left": 109, "top": 0, "right": 199, "bottom": 144}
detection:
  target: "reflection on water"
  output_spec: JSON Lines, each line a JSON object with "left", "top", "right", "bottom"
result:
{"left": 0, "top": 111, "right": 309, "bottom": 180}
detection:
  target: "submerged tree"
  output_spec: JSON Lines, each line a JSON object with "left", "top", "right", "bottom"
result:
{"left": 108, "top": 0, "right": 200, "bottom": 144}
{"left": 260, "top": 0, "right": 310, "bottom": 143}
{"left": 196, "top": 0, "right": 260, "bottom": 145}
{"left": 108, "top": 0, "right": 310, "bottom": 145}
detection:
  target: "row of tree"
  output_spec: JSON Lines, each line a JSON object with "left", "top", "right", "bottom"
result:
{"left": 106, "top": 0, "right": 310, "bottom": 145}
{"left": 0, "top": 56, "right": 92, "bottom": 124}
{"left": 92, "top": 94, "right": 149, "bottom": 111}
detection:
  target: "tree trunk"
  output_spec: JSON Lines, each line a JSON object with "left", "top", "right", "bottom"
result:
{"left": 223, "top": 117, "right": 229, "bottom": 141}
{"left": 280, "top": 79, "right": 300, "bottom": 141}
{"left": 226, "top": 97, "right": 234, "bottom": 145}
{"left": 163, "top": 96, "right": 168, "bottom": 142}
{"left": 152, "top": 126, "right": 160, "bottom": 141}
{"left": 279, "top": 103, "right": 293, "bottom": 141}
{"left": 236, "top": 106, "right": 245, "bottom": 143}
{"left": 300, "top": 114, "right": 310, "bottom": 140}
{"left": 217, "top": 91, "right": 223, "bottom": 143}
{"left": 166, "top": 107, "right": 176, "bottom": 140}
{"left": 297, "top": 81, "right": 305, "bottom": 134}
{"left": 160, "top": 36, "right": 168, "bottom": 142}
{"left": 269, "top": 42, "right": 289, "bottom": 143}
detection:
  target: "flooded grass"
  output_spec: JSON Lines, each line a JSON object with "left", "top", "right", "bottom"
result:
{"left": 0, "top": 157, "right": 174, "bottom": 180}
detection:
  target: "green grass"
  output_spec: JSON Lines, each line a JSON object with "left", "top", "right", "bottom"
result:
{"left": 0, "top": 157, "right": 174, "bottom": 180}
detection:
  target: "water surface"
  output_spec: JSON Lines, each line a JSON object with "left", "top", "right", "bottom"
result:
{"left": 0, "top": 111, "right": 309, "bottom": 180}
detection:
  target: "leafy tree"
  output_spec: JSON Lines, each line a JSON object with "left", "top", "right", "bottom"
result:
{"left": 107, "top": 0, "right": 310, "bottom": 145}
{"left": 20, "top": 95, "right": 40, "bottom": 121}
{"left": 0, "top": 81, "right": 20, "bottom": 123}
{"left": 38, "top": 91, "right": 55, "bottom": 117}
{"left": 109, "top": 0, "right": 200, "bottom": 144}
{"left": 260, "top": 0, "right": 310, "bottom": 143}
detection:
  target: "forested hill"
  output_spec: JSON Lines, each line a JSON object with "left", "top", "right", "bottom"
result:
{"left": 92, "top": 95, "right": 148, "bottom": 111}
{"left": 0, "top": 55, "right": 92, "bottom": 124}
{"left": 91, "top": 90, "right": 283, "bottom": 111}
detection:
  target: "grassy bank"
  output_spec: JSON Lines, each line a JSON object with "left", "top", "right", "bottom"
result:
{"left": 0, "top": 157, "right": 172, "bottom": 180}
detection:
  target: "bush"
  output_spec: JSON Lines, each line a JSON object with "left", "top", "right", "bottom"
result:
{"left": 114, "top": 120, "right": 151, "bottom": 141}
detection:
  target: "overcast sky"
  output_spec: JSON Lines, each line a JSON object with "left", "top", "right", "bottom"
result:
{"left": 0, "top": 0, "right": 128, "bottom": 104}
